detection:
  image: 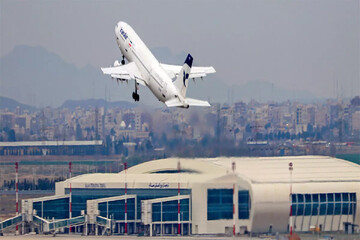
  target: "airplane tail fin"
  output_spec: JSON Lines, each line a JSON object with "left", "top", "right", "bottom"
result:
{"left": 173, "top": 54, "right": 193, "bottom": 97}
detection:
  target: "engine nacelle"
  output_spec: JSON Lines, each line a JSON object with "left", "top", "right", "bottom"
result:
{"left": 114, "top": 60, "right": 121, "bottom": 67}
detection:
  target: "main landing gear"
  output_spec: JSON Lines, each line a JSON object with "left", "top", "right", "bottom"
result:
{"left": 121, "top": 55, "right": 125, "bottom": 65}
{"left": 132, "top": 80, "right": 140, "bottom": 102}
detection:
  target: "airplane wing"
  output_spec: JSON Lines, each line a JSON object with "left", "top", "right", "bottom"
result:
{"left": 160, "top": 63, "right": 216, "bottom": 79}
{"left": 101, "top": 62, "right": 147, "bottom": 86}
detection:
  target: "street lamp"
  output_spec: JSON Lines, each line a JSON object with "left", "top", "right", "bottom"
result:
{"left": 289, "top": 162, "right": 293, "bottom": 236}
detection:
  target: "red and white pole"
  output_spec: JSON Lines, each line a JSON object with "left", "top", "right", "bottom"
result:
{"left": 177, "top": 161, "right": 181, "bottom": 236}
{"left": 233, "top": 183, "right": 235, "bottom": 236}
{"left": 15, "top": 162, "right": 19, "bottom": 235}
{"left": 289, "top": 162, "right": 293, "bottom": 236}
{"left": 69, "top": 162, "right": 72, "bottom": 234}
{"left": 124, "top": 162, "right": 127, "bottom": 235}
{"left": 232, "top": 161, "right": 236, "bottom": 236}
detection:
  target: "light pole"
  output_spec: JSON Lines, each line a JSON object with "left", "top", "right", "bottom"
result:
{"left": 124, "top": 162, "right": 127, "bottom": 235}
{"left": 177, "top": 160, "right": 181, "bottom": 236}
{"left": 69, "top": 162, "right": 72, "bottom": 234}
{"left": 15, "top": 162, "right": 19, "bottom": 235}
{"left": 232, "top": 161, "right": 236, "bottom": 237}
{"left": 117, "top": 162, "right": 128, "bottom": 234}
{"left": 181, "top": 212, "right": 183, "bottom": 236}
{"left": 289, "top": 162, "right": 293, "bottom": 236}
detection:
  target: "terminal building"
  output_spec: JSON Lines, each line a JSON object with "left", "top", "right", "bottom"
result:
{"left": 0, "top": 140, "right": 103, "bottom": 156}
{"left": 1, "top": 156, "right": 359, "bottom": 235}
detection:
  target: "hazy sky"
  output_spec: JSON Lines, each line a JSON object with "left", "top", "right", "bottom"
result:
{"left": 1, "top": 0, "right": 359, "bottom": 98}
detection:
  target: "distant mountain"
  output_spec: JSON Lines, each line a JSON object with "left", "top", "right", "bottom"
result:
{"left": 0, "top": 96, "right": 37, "bottom": 112}
{"left": 152, "top": 47, "right": 316, "bottom": 103}
{"left": 61, "top": 99, "right": 136, "bottom": 110}
{"left": 0, "top": 45, "right": 318, "bottom": 107}
{"left": 0, "top": 45, "right": 140, "bottom": 107}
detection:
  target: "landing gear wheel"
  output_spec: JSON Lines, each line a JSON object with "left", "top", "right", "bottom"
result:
{"left": 121, "top": 55, "right": 125, "bottom": 65}
{"left": 132, "top": 80, "right": 140, "bottom": 101}
{"left": 132, "top": 92, "right": 139, "bottom": 102}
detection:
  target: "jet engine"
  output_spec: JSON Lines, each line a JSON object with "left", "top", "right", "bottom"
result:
{"left": 114, "top": 60, "right": 121, "bottom": 67}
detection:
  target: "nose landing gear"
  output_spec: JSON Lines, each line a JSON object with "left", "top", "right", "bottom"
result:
{"left": 121, "top": 55, "right": 125, "bottom": 65}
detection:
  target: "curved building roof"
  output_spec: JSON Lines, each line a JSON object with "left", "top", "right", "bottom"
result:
{"left": 63, "top": 155, "right": 360, "bottom": 187}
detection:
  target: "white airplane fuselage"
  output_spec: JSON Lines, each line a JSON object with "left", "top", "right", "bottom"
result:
{"left": 115, "top": 22, "right": 185, "bottom": 106}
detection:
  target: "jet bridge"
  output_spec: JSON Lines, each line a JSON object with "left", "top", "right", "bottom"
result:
{"left": 141, "top": 194, "right": 191, "bottom": 236}
{"left": 0, "top": 215, "right": 22, "bottom": 234}
{"left": 22, "top": 194, "right": 70, "bottom": 220}
{"left": 87, "top": 194, "right": 137, "bottom": 235}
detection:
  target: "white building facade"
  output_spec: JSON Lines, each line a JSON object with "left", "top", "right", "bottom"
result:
{"left": 48, "top": 156, "right": 360, "bottom": 234}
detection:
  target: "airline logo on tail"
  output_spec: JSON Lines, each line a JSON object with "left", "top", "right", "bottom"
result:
{"left": 183, "top": 54, "right": 193, "bottom": 87}
{"left": 183, "top": 71, "right": 189, "bottom": 87}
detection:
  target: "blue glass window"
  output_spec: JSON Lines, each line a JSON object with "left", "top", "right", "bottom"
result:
{"left": 350, "top": 193, "right": 356, "bottom": 202}
{"left": 334, "top": 202, "right": 341, "bottom": 215}
{"left": 162, "top": 200, "right": 178, "bottom": 222}
{"left": 327, "top": 203, "right": 334, "bottom": 214}
{"left": 342, "top": 202, "right": 350, "bottom": 215}
{"left": 319, "top": 203, "right": 326, "bottom": 215}
{"left": 207, "top": 189, "right": 233, "bottom": 220}
{"left": 320, "top": 194, "right": 326, "bottom": 203}
{"left": 327, "top": 193, "right": 334, "bottom": 202}
{"left": 313, "top": 194, "right": 319, "bottom": 203}
{"left": 304, "top": 203, "right": 312, "bottom": 216}
{"left": 291, "top": 192, "right": 356, "bottom": 217}
{"left": 152, "top": 202, "right": 161, "bottom": 222}
{"left": 33, "top": 197, "right": 69, "bottom": 219}
{"left": 335, "top": 193, "right": 341, "bottom": 202}
{"left": 98, "top": 198, "right": 136, "bottom": 220}
{"left": 297, "top": 203, "right": 304, "bottom": 215}
{"left": 312, "top": 203, "right": 319, "bottom": 215}
{"left": 238, "top": 190, "right": 250, "bottom": 219}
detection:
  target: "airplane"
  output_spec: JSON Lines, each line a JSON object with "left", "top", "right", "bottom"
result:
{"left": 101, "top": 21, "right": 216, "bottom": 108}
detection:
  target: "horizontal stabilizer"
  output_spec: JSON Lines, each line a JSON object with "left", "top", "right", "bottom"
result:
{"left": 160, "top": 64, "right": 216, "bottom": 79}
{"left": 165, "top": 98, "right": 183, "bottom": 108}
{"left": 165, "top": 98, "right": 210, "bottom": 108}
{"left": 186, "top": 98, "right": 211, "bottom": 107}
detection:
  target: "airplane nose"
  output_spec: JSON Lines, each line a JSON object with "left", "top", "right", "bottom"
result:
{"left": 115, "top": 24, "right": 119, "bottom": 34}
